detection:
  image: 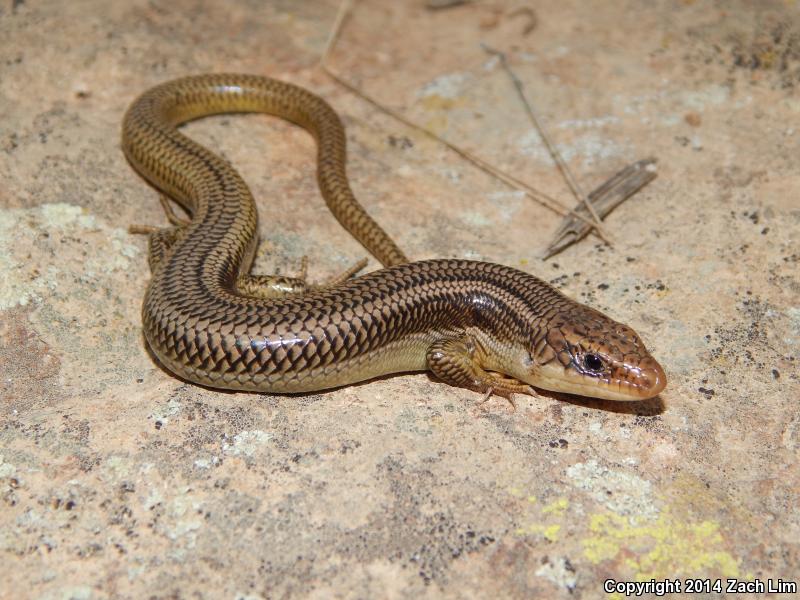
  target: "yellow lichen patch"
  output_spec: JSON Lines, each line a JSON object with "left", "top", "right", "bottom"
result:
{"left": 583, "top": 511, "right": 741, "bottom": 580}
{"left": 507, "top": 487, "right": 524, "bottom": 498}
{"left": 544, "top": 525, "right": 561, "bottom": 542}
{"left": 512, "top": 494, "right": 568, "bottom": 543}
{"left": 758, "top": 49, "right": 777, "bottom": 70}
{"left": 542, "top": 497, "right": 569, "bottom": 516}
{"left": 418, "top": 94, "right": 460, "bottom": 112}
{"left": 423, "top": 114, "right": 450, "bottom": 136}
{"left": 516, "top": 523, "right": 561, "bottom": 542}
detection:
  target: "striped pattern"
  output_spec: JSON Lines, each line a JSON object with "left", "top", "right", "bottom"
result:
{"left": 122, "top": 74, "right": 666, "bottom": 400}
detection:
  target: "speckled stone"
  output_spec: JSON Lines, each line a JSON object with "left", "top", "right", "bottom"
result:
{"left": 1, "top": 1, "right": 798, "bottom": 598}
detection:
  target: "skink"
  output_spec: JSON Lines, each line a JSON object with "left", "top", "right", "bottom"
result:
{"left": 122, "top": 74, "right": 666, "bottom": 401}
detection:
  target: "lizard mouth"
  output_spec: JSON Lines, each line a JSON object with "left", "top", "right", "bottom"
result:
{"left": 531, "top": 360, "right": 667, "bottom": 401}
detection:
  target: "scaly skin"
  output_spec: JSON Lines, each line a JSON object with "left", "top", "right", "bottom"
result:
{"left": 122, "top": 74, "right": 666, "bottom": 401}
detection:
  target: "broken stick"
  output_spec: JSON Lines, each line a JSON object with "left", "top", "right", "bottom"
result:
{"left": 543, "top": 158, "right": 658, "bottom": 259}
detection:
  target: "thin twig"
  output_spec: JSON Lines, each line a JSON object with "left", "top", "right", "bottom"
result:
{"left": 318, "top": 0, "right": 612, "bottom": 237}
{"left": 481, "top": 43, "right": 610, "bottom": 243}
{"left": 543, "top": 159, "right": 658, "bottom": 259}
{"left": 325, "top": 66, "right": 617, "bottom": 236}
{"left": 425, "top": 0, "right": 473, "bottom": 9}
{"left": 320, "top": 0, "right": 353, "bottom": 65}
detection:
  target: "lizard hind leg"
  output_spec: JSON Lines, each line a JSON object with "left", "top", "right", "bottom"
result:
{"left": 235, "top": 239, "right": 370, "bottom": 301}
{"left": 129, "top": 224, "right": 183, "bottom": 273}
{"left": 156, "top": 193, "right": 192, "bottom": 227}
{"left": 236, "top": 255, "right": 369, "bottom": 300}
{"left": 236, "top": 273, "right": 308, "bottom": 300}
{"left": 129, "top": 193, "right": 193, "bottom": 272}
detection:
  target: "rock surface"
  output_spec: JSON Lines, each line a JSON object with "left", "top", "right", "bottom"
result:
{"left": 1, "top": 1, "right": 798, "bottom": 598}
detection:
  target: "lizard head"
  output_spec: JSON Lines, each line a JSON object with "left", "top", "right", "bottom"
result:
{"left": 525, "top": 306, "right": 666, "bottom": 401}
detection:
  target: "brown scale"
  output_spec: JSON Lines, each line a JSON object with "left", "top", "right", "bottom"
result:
{"left": 123, "top": 74, "right": 666, "bottom": 402}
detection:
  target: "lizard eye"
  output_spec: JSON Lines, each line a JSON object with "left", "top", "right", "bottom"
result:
{"left": 583, "top": 353, "right": 604, "bottom": 372}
